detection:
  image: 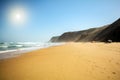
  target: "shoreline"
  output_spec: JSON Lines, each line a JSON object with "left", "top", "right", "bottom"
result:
{"left": 0, "top": 47, "right": 41, "bottom": 60}
{"left": 0, "top": 43, "right": 64, "bottom": 60}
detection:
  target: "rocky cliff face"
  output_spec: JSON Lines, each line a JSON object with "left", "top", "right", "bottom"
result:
{"left": 93, "top": 18, "right": 120, "bottom": 42}
{"left": 50, "top": 36, "right": 59, "bottom": 42}
{"left": 50, "top": 18, "right": 120, "bottom": 42}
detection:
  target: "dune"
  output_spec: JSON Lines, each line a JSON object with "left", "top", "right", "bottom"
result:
{"left": 0, "top": 43, "right": 120, "bottom": 80}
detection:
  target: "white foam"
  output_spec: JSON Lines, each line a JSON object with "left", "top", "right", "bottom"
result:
{"left": 0, "top": 42, "right": 64, "bottom": 59}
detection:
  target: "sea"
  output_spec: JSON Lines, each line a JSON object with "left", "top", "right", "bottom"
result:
{"left": 0, "top": 42, "right": 63, "bottom": 59}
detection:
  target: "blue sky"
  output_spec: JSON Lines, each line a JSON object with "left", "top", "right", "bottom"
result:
{"left": 0, "top": 0, "right": 120, "bottom": 42}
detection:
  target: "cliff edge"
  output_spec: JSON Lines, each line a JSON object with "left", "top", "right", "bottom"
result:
{"left": 50, "top": 18, "right": 120, "bottom": 42}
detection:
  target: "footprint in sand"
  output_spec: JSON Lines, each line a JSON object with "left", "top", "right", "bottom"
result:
{"left": 116, "top": 62, "right": 119, "bottom": 65}
{"left": 112, "top": 72, "right": 116, "bottom": 75}
{"left": 103, "top": 67, "right": 106, "bottom": 70}
{"left": 107, "top": 76, "right": 111, "bottom": 79}
{"left": 87, "top": 60, "right": 91, "bottom": 62}
{"left": 101, "top": 71, "right": 104, "bottom": 73}
{"left": 109, "top": 60, "right": 112, "bottom": 63}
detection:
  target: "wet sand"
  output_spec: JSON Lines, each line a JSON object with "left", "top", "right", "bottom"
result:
{"left": 0, "top": 43, "right": 120, "bottom": 80}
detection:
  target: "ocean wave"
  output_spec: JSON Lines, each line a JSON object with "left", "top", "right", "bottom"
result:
{"left": 0, "top": 42, "right": 63, "bottom": 51}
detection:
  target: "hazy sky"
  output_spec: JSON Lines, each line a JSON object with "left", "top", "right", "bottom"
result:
{"left": 0, "top": 0, "right": 120, "bottom": 42}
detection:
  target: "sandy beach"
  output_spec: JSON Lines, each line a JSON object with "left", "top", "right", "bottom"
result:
{"left": 0, "top": 43, "right": 120, "bottom": 80}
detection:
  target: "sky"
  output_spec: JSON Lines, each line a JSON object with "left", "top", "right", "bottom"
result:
{"left": 0, "top": 0, "right": 120, "bottom": 42}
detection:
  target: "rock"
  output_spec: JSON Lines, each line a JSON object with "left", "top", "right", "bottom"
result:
{"left": 50, "top": 18, "right": 120, "bottom": 42}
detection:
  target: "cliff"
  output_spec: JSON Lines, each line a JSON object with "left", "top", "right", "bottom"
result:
{"left": 50, "top": 18, "right": 120, "bottom": 42}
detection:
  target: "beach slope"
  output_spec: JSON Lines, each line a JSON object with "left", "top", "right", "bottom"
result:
{"left": 0, "top": 43, "right": 120, "bottom": 80}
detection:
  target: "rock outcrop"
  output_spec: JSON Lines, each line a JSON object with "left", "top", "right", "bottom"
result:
{"left": 50, "top": 18, "right": 120, "bottom": 42}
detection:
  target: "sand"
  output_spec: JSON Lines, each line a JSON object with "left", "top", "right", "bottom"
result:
{"left": 0, "top": 43, "right": 120, "bottom": 80}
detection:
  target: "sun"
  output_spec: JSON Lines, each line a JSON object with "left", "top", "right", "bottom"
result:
{"left": 16, "top": 13, "right": 21, "bottom": 20}
{"left": 13, "top": 11, "right": 25, "bottom": 23}
{"left": 12, "top": 9, "right": 26, "bottom": 24}
{"left": 8, "top": 6, "right": 27, "bottom": 26}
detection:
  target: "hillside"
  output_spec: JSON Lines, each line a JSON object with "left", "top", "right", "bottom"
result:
{"left": 50, "top": 18, "right": 120, "bottom": 42}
